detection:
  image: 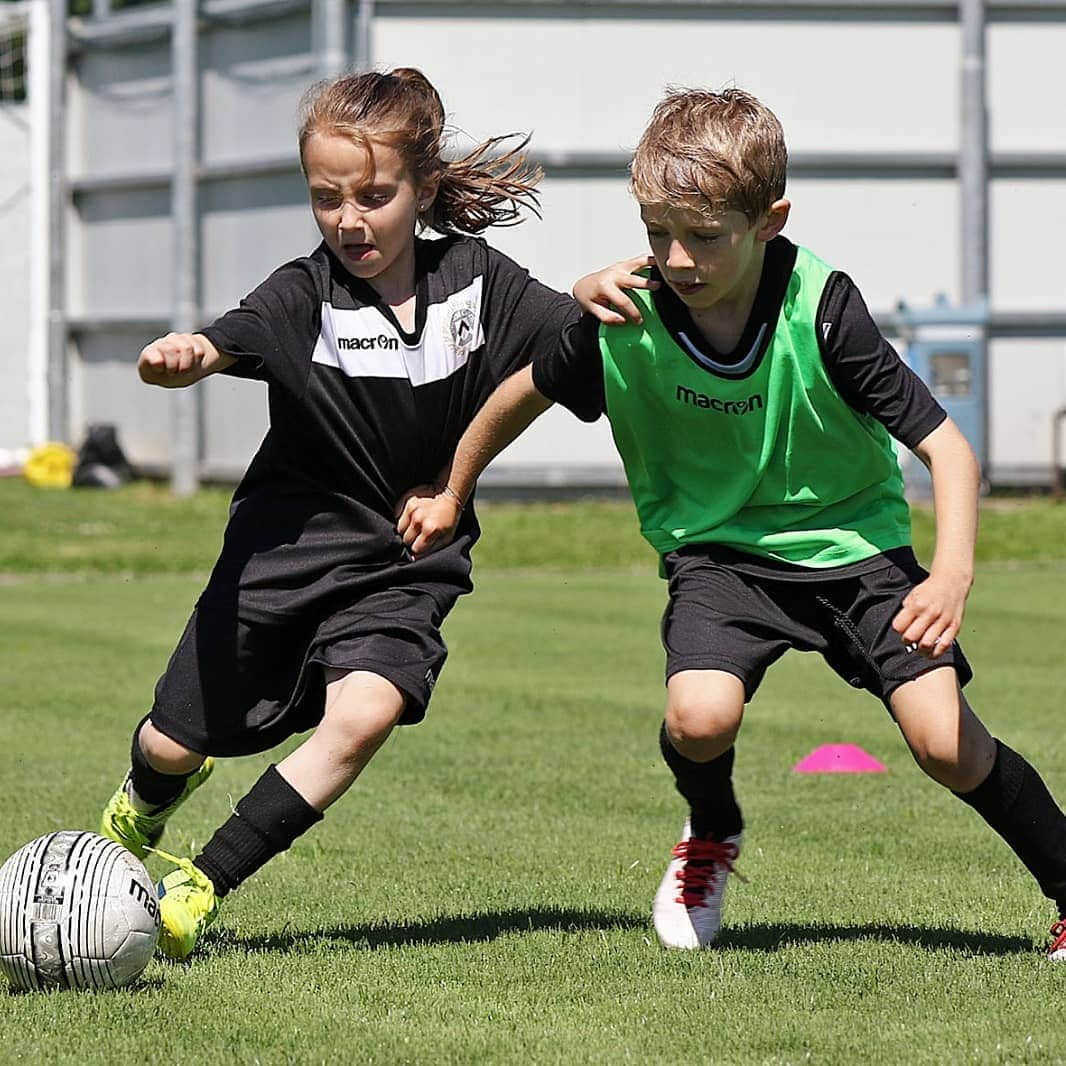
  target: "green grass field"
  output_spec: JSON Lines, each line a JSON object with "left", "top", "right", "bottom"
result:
{"left": 1, "top": 482, "right": 1065, "bottom": 1063}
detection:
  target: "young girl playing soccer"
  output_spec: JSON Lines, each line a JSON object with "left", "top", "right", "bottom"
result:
{"left": 99, "top": 67, "right": 597, "bottom": 959}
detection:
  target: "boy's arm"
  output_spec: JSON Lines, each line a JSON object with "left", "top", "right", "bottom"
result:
{"left": 396, "top": 365, "right": 553, "bottom": 557}
{"left": 138, "top": 332, "right": 236, "bottom": 388}
{"left": 573, "top": 254, "right": 659, "bottom": 325}
{"left": 891, "top": 417, "right": 980, "bottom": 657}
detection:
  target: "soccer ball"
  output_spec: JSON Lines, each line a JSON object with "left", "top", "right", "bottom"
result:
{"left": 0, "top": 831, "right": 160, "bottom": 991}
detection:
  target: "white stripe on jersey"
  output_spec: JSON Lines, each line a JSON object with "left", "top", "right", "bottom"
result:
{"left": 311, "top": 276, "right": 485, "bottom": 386}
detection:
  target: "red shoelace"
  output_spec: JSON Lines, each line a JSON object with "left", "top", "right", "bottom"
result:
{"left": 1050, "top": 920, "right": 1066, "bottom": 955}
{"left": 671, "top": 837, "right": 742, "bottom": 907}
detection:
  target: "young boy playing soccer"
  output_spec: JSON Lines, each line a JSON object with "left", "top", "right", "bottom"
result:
{"left": 398, "top": 87, "right": 1066, "bottom": 959}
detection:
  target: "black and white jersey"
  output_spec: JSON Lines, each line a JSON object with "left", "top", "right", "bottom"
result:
{"left": 199, "top": 235, "right": 579, "bottom": 620}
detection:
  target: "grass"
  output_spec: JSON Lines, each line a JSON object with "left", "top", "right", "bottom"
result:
{"left": 1, "top": 482, "right": 1066, "bottom": 1063}
{"left": 3, "top": 478, "right": 1066, "bottom": 575}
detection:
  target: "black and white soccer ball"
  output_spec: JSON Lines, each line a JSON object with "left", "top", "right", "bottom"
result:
{"left": 0, "top": 831, "right": 160, "bottom": 991}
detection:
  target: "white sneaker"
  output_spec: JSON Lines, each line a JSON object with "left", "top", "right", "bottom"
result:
{"left": 652, "top": 819, "right": 742, "bottom": 949}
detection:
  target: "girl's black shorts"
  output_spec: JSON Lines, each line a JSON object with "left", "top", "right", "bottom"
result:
{"left": 149, "top": 582, "right": 462, "bottom": 757}
{"left": 660, "top": 547, "right": 972, "bottom": 707}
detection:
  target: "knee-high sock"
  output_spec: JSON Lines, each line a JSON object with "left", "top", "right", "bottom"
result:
{"left": 659, "top": 722, "right": 743, "bottom": 840}
{"left": 955, "top": 739, "right": 1066, "bottom": 915}
{"left": 194, "top": 765, "right": 322, "bottom": 897}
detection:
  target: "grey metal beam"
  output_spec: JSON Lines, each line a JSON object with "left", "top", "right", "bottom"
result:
{"left": 65, "top": 149, "right": 1066, "bottom": 197}
{"left": 313, "top": 0, "right": 348, "bottom": 79}
{"left": 170, "top": 0, "right": 201, "bottom": 497}
{"left": 66, "top": 310, "right": 1066, "bottom": 338}
{"left": 354, "top": 0, "right": 373, "bottom": 69}
{"left": 64, "top": 0, "right": 1066, "bottom": 53}
{"left": 47, "top": 0, "right": 67, "bottom": 442}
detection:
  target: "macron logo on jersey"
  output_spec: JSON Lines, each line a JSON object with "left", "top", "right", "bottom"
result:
{"left": 675, "top": 384, "right": 764, "bottom": 415}
{"left": 337, "top": 334, "right": 400, "bottom": 351}
{"left": 312, "top": 276, "right": 485, "bottom": 386}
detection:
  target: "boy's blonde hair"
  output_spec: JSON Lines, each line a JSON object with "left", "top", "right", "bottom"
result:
{"left": 631, "top": 87, "right": 787, "bottom": 222}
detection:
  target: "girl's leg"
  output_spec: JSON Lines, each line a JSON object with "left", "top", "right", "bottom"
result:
{"left": 891, "top": 667, "right": 1066, "bottom": 924}
{"left": 192, "top": 668, "right": 404, "bottom": 896}
{"left": 99, "top": 718, "right": 213, "bottom": 859}
{"left": 157, "top": 668, "right": 405, "bottom": 959}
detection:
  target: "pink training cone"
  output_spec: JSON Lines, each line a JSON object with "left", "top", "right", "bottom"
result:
{"left": 792, "top": 743, "right": 887, "bottom": 774}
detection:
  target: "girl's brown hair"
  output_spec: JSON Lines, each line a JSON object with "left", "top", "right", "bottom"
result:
{"left": 298, "top": 68, "right": 542, "bottom": 234}
{"left": 631, "top": 87, "right": 787, "bottom": 222}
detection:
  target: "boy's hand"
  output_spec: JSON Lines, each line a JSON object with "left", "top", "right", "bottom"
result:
{"left": 573, "top": 255, "right": 659, "bottom": 326}
{"left": 891, "top": 569, "right": 972, "bottom": 658}
{"left": 395, "top": 485, "right": 463, "bottom": 559}
{"left": 138, "top": 332, "right": 213, "bottom": 387}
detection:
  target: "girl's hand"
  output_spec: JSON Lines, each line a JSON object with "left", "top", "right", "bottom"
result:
{"left": 573, "top": 255, "right": 659, "bottom": 326}
{"left": 396, "top": 486, "right": 463, "bottom": 559}
{"left": 138, "top": 333, "right": 214, "bottom": 387}
{"left": 891, "top": 569, "right": 972, "bottom": 658}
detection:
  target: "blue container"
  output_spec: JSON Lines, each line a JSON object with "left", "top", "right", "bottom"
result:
{"left": 895, "top": 298, "right": 988, "bottom": 498}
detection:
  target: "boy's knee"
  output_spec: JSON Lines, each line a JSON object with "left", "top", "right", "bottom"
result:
{"left": 665, "top": 677, "right": 744, "bottom": 759}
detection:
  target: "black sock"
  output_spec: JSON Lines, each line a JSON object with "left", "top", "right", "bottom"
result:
{"left": 129, "top": 719, "right": 193, "bottom": 808}
{"left": 194, "top": 765, "right": 323, "bottom": 897}
{"left": 659, "top": 721, "right": 743, "bottom": 840}
{"left": 955, "top": 739, "right": 1066, "bottom": 915}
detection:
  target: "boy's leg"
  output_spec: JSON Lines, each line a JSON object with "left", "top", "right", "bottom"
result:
{"left": 654, "top": 669, "right": 746, "bottom": 950}
{"left": 890, "top": 668, "right": 1066, "bottom": 950}
{"left": 661, "top": 669, "right": 745, "bottom": 839}
{"left": 156, "top": 669, "right": 404, "bottom": 959}
{"left": 100, "top": 718, "right": 214, "bottom": 859}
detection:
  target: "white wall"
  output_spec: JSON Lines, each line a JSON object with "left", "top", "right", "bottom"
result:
{"left": 60, "top": 4, "right": 1066, "bottom": 483}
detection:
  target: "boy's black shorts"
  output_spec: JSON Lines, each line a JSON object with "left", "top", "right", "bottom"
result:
{"left": 660, "top": 547, "right": 972, "bottom": 706}
{"left": 149, "top": 582, "right": 461, "bottom": 757}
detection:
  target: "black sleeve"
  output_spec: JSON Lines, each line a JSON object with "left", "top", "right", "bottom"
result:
{"left": 531, "top": 312, "right": 605, "bottom": 423}
{"left": 477, "top": 244, "right": 583, "bottom": 392}
{"left": 199, "top": 259, "right": 321, "bottom": 399}
{"left": 818, "top": 272, "right": 947, "bottom": 449}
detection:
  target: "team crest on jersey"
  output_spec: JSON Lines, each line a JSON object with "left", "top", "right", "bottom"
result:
{"left": 447, "top": 305, "right": 477, "bottom": 358}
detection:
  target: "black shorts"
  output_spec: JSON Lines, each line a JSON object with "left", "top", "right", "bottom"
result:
{"left": 150, "top": 582, "right": 461, "bottom": 757}
{"left": 660, "top": 548, "right": 972, "bottom": 706}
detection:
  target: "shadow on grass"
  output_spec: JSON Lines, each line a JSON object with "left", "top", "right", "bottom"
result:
{"left": 716, "top": 921, "right": 1034, "bottom": 957}
{"left": 203, "top": 908, "right": 1034, "bottom": 959}
{"left": 207, "top": 905, "right": 645, "bottom": 956}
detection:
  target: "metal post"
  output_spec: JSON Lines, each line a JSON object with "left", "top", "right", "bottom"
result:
{"left": 353, "top": 0, "right": 373, "bottom": 71}
{"left": 959, "top": 0, "right": 989, "bottom": 473}
{"left": 960, "top": 0, "right": 988, "bottom": 304}
{"left": 171, "top": 0, "right": 200, "bottom": 497}
{"left": 46, "top": 0, "right": 67, "bottom": 442}
{"left": 26, "top": 0, "right": 50, "bottom": 445}
{"left": 313, "top": 0, "right": 348, "bottom": 80}
{"left": 92, "top": 0, "right": 111, "bottom": 19}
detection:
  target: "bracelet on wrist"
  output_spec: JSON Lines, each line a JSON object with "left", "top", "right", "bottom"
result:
{"left": 440, "top": 483, "right": 465, "bottom": 510}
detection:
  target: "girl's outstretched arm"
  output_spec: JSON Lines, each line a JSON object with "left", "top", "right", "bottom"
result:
{"left": 138, "top": 332, "right": 236, "bottom": 388}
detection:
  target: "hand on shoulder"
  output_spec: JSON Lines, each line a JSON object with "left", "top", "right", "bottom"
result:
{"left": 573, "top": 254, "right": 659, "bottom": 326}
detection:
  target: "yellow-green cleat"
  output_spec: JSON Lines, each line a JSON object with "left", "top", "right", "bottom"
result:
{"left": 99, "top": 758, "right": 215, "bottom": 860}
{"left": 153, "top": 852, "right": 221, "bottom": 960}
